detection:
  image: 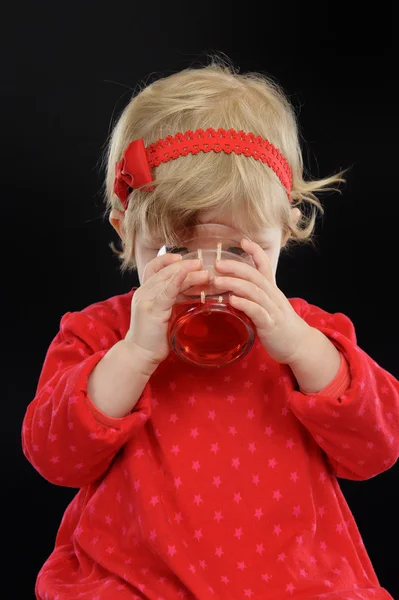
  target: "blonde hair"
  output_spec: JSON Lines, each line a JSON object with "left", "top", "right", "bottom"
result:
{"left": 104, "top": 56, "right": 345, "bottom": 271}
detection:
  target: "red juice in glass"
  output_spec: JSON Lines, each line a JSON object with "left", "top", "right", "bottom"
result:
{"left": 169, "top": 298, "right": 255, "bottom": 367}
{"left": 158, "top": 225, "right": 257, "bottom": 368}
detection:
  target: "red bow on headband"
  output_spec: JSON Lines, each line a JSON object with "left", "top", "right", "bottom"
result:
{"left": 113, "top": 128, "right": 293, "bottom": 210}
{"left": 113, "top": 139, "right": 153, "bottom": 208}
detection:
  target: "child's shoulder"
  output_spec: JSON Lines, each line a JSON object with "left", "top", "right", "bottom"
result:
{"left": 80, "top": 289, "right": 135, "bottom": 320}
{"left": 60, "top": 290, "right": 135, "bottom": 339}
{"left": 289, "top": 296, "right": 356, "bottom": 340}
{"left": 288, "top": 296, "right": 318, "bottom": 318}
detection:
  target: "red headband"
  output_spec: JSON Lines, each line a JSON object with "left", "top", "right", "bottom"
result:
{"left": 113, "top": 127, "right": 293, "bottom": 210}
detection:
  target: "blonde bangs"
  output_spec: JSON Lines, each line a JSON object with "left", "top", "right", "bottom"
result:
{"left": 148, "top": 153, "right": 286, "bottom": 236}
{"left": 104, "top": 58, "right": 345, "bottom": 271}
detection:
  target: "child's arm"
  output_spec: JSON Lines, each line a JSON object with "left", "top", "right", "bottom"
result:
{"left": 287, "top": 298, "right": 399, "bottom": 481}
{"left": 87, "top": 338, "right": 156, "bottom": 418}
{"left": 22, "top": 305, "right": 154, "bottom": 488}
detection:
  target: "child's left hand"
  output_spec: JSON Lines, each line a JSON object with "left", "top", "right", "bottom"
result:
{"left": 213, "top": 238, "right": 313, "bottom": 365}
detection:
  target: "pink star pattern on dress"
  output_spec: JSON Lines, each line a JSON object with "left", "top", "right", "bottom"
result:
{"left": 172, "top": 513, "right": 182, "bottom": 524}
{"left": 174, "top": 477, "right": 182, "bottom": 489}
{"left": 234, "top": 527, "right": 243, "bottom": 540}
{"left": 254, "top": 508, "right": 263, "bottom": 520}
{"left": 22, "top": 292, "right": 399, "bottom": 600}
{"left": 210, "top": 442, "right": 219, "bottom": 454}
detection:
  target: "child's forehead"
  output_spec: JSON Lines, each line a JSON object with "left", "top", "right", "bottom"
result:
{"left": 196, "top": 212, "right": 278, "bottom": 242}
{"left": 140, "top": 211, "right": 280, "bottom": 246}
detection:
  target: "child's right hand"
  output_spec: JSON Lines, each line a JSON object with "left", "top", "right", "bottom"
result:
{"left": 124, "top": 253, "right": 210, "bottom": 370}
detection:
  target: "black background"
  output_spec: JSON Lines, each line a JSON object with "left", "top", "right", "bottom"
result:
{"left": 3, "top": 1, "right": 397, "bottom": 599}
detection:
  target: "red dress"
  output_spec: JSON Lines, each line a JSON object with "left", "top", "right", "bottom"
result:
{"left": 22, "top": 291, "right": 399, "bottom": 600}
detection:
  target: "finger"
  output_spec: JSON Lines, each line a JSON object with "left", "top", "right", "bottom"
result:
{"left": 142, "top": 252, "right": 183, "bottom": 284}
{"left": 214, "top": 275, "right": 276, "bottom": 316}
{"left": 145, "top": 258, "right": 202, "bottom": 291}
{"left": 214, "top": 259, "right": 280, "bottom": 302}
{"left": 148, "top": 260, "right": 204, "bottom": 306}
{"left": 240, "top": 238, "right": 276, "bottom": 284}
{"left": 154, "top": 266, "right": 197, "bottom": 312}
{"left": 215, "top": 259, "right": 264, "bottom": 287}
{"left": 180, "top": 269, "right": 210, "bottom": 292}
{"left": 229, "top": 295, "right": 274, "bottom": 331}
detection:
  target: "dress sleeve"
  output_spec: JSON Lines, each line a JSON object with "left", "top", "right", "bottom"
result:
{"left": 22, "top": 306, "right": 152, "bottom": 488}
{"left": 300, "top": 351, "right": 351, "bottom": 398}
{"left": 288, "top": 299, "right": 399, "bottom": 480}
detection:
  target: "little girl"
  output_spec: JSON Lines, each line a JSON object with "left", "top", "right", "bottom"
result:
{"left": 22, "top": 59, "right": 399, "bottom": 600}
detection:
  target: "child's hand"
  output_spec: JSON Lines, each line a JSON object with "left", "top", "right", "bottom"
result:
{"left": 214, "top": 238, "right": 312, "bottom": 365}
{"left": 125, "top": 253, "right": 210, "bottom": 368}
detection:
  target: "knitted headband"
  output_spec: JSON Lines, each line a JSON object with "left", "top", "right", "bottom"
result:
{"left": 113, "top": 127, "right": 293, "bottom": 210}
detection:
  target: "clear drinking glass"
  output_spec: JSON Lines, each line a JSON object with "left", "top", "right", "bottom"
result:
{"left": 158, "top": 224, "right": 256, "bottom": 367}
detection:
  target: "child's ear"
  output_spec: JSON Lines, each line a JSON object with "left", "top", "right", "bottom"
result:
{"left": 281, "top": 207, "right": 301, "bottom": 247}
{"left": 109, "top": 209, "right": 126, "bottom": 241}
{"left": 290, "top": 207, "right": 301, "bottom": 226}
